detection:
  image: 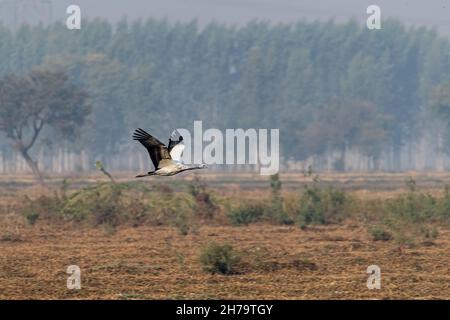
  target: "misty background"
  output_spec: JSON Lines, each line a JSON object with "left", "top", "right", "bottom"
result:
{"left": 1, "top": 0, "right": 450, "bottom": 175}
{"left": 2, "top": 0, "right": 450, "bottom": 32}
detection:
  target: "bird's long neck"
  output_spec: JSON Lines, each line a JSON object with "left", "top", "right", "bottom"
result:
{"left": 183, "top": 164, "right": 204, "bottom": 171}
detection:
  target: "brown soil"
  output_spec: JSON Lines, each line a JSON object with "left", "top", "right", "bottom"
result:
{"left": 1, "top": 223, "right": 449, "bottom": 299}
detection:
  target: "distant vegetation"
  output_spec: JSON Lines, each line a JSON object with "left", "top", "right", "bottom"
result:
{"left": 1, "top": 18, "right": 450, "bottom": 172}
{"left": 0, "top": 70, "right": 90, "bottom": 183}
{"left": 297, "top": 185, "right": 348, "bottom": 228}
{"left": 7, "top": 175, "right": 448, "bottom": 246}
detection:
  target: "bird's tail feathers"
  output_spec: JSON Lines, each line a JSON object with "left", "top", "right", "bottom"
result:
{"left": 135, "top": 171, "right": 155, "bottom": 178}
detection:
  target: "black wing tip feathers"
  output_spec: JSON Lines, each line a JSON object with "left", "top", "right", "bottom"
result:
{"left": 170, "top": 129, "right": 184, "bottom": 141}
{"left": 132, "top": 128, "right": 151, "bottom": 140}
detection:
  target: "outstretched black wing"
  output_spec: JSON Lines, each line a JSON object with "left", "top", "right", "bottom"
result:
{"left": 133, "top": 128, "right": 171, "bottom": 169}
{"left": 168, "top": 129, "right": 184, "bottom": 152}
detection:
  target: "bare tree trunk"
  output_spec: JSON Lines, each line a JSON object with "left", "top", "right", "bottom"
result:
{"left": 19, "top": 148, "right": 45, "bottom": 185}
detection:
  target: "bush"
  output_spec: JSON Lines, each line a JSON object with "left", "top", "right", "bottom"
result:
{"left": 370, "top": 179, "right": 450, "bottom": 244}
{"left": 228, "top": 203, "right": 265, "bottom": 225}
{"left": 62, "top": 183, "right": 124, "bottom": 227}
{"left": 385, "top": 191, "right": 435, "bottom": 224}
{"left": 187, "top": 177, "right": 219, "bottom": 219}
{"left": 24, "top": 212, "right": 39, "bottom": 226}
{"left": 145, "top": 186, "right": 196, "bottom": 230}
{"left": 368, "top": 226, "right": 392, "bottom": 241}
{"left": 20, "top": 193, "right": 64, "bottom": 222}
{"left": 16, "top": 181, "right": 201, "bottom": 231}
{"left": 420, "top": 225, "right": 439, "bottom": 240}
{"left": 173, "top": 211, "right": 192, "bottom": 235}
{"left": 297, "top": 186, "right": 347, "bottom": 228}
{"left": 0, "top": 233, "right": 23, "bottom": 242}
{"left": 199, "top": 242, "right": 241, "bottom": 274}
{"left": 265, "top": 174, "right": 294, "bottom": 225}
{"left": 436, "top": 185, "right": 450, "bottom": 222}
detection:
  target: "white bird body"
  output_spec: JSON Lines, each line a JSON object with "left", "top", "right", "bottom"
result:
{"left": 153, "top": 161, "right": 184, "bottom": 176}
{"left": 133, "top": 128, "right": 207, "bottom": 177}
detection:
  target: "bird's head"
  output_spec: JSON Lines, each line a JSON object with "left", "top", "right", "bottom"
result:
{"left": 198, "top": 164, "right": 208, "bottom": 169}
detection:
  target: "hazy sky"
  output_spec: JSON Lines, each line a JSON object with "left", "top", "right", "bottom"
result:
{"left": 56, "top": 0, "right": 450, "bottom": 31}
{"left": 2, "top": 0, "right": 450, "bottom": 34}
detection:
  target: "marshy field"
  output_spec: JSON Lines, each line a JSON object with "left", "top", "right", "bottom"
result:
{"left": 0, "top": 172, "right": 449, "bottom": 299}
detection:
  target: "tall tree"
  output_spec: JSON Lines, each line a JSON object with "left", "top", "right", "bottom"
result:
{"left": 0, "top": 70, "right": 90, "bottom": 183}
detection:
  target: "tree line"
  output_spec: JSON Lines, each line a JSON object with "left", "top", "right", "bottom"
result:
{"left": 1, "top": 18, "right": 450, "bottom": 179}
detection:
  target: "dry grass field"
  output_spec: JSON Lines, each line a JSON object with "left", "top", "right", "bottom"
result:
{"left": 1, "top": 224, "right": 450, "bottom": 299}
{"left": 1, "top": 172, "right": 450, "bottom": 300}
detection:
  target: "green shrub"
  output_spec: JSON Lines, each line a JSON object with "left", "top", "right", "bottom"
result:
{"left": 297, "top": 186, "right": 324, "bottom": 228}
{"left": 368, "top": 226, "right": 392, "bottom": 241}
{"left": 385, "top": 191, "right": 435, "bottom": 223}
{"left": 374, "top": 180, "right": 448, "bottom": 243}
{"left": 436, "top": 185, "right": 450, "bottom": 221}
{"left": 187, "top": 177, "right": 218, "bottom": 219}
{"left": 173, "top": 211, "right": 191, "bottom": 235}
{"left": 297, "top": 186, "right": 347, "bottom": 228}
{"left": 199, "top": 242, "right": 241, "bottom": 274}
{"left": 24, "top": 212, "right": 39, "bottom": 226}
{"left": 20, "top": 193, "right": 64, "bottom": 221}
{"left": 265, "top": 174, "right": 294, "bottom": 225}
{"left": 15, "top": 181, "right": 197, "bottom": 230}
{"left": 62, "top": 183, "right": 124, "bottom": 227}
{"left": 146, "top": 190, "right": 195, "bottom": 228}
{"left": 228, "top": 203, "right": 264, "bottom": 225}
{"left": 419, "top": 225, "right": 439, "bottom": 240}
{"left": 0, "top": 233, "right": 22, "bottom": 242}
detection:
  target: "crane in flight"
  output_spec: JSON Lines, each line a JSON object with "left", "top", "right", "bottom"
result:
{"left": 133, "top": 128, "right": 207, "bottom": 177}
